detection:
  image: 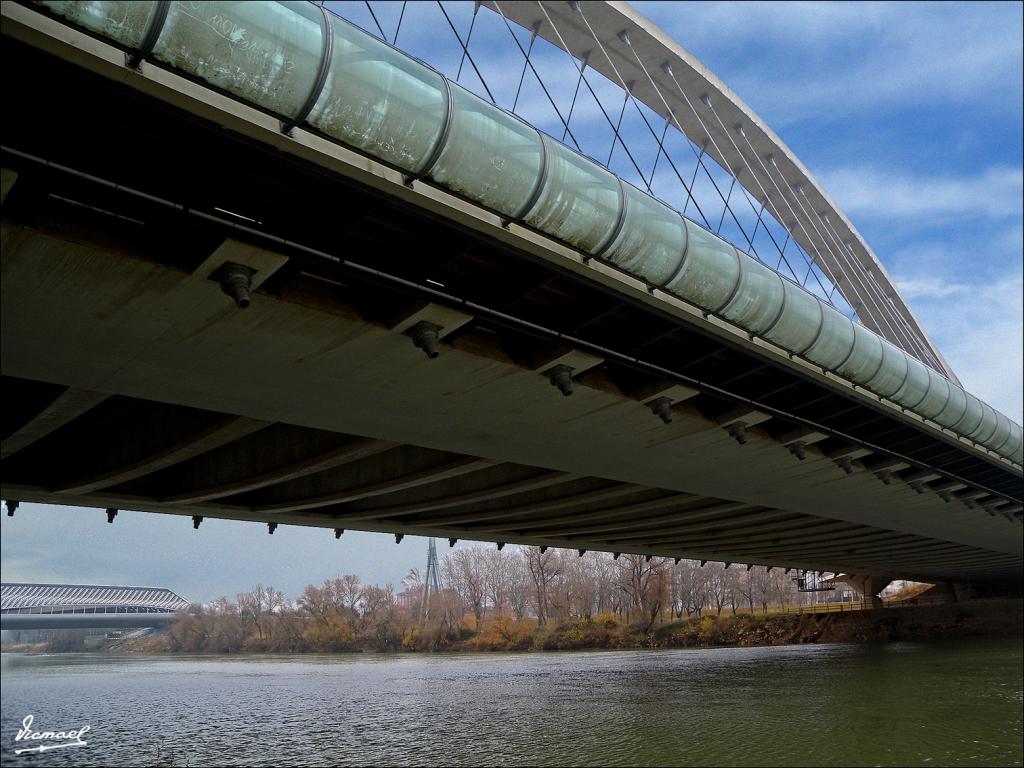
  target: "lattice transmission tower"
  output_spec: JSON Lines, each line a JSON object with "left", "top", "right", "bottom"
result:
{"left": 419, "top": 537, "right": 443, "bottom": 624}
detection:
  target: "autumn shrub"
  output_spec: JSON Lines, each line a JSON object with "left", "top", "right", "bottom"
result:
{"left": 466, "top": 617, "right": 534, "bottom": 651}
{"left": 697, "top": 616, "right": 721, "bottom": 644}
{"left": 304, "top": 619, "right": 357, "bottom": 652}
{"left": 592, "top": 612, "right": 621, "bottom": 629}
{"left": 530, "top": 617, "right": 625, "bottom": 650}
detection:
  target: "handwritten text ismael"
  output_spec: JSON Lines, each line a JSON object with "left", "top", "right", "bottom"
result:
{"left": 14, "top": 714, "right": 90, "bottom": 756}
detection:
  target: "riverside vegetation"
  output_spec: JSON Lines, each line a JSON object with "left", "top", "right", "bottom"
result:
{"left": 167, "top": 547, "right": 815, "bottom": 653}
{"left": 15, "top": 546, "right": 1021, "bottom": 655}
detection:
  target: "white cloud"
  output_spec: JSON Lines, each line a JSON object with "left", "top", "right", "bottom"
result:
{"left": 897, "top": 273, "right": 1024, "bottom": 422}
{"left": 895, "top": 277, "right": 971, "bottom": 300}
{"left": 819, "top": 165, "right": 1023, "bottom": 225}
{"left": 636, "top": 1, "right": 1023, "bottom": 125}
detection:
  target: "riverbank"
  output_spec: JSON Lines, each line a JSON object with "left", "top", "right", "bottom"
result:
{"left": 447, "top": 598, "right": 1023, "bottom": 651}
{"left": 7, "top": 597, "right": 1019, "bottom": 656}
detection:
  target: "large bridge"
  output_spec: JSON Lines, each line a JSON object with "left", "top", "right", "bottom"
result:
{"left": 1, "top": 1, "right": 1021, "bottom": 592}
{"left": 0, "top": 582, "right": 190, "bottom": 630}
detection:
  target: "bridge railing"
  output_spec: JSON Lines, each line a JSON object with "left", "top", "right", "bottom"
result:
{"left": 770, "top": 593, "right": 1021, "bottom": 615}
{"left": 1, "top": 605, "right": 180, "bottom": 615}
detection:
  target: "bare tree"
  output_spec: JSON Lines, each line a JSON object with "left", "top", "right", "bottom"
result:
{"left": 444, "top": 547, "right": 488, "bottom": 625}
{"left": 564, "top": 552, "right": 600, "bottom": 620}
{"left": 483, "top": 548, "right": 511, "bottom": 618}
{"left": 525, "top": 546, "right": 561, "bottom": 625}
{"left": 615, "top": 554, "right": 670, "bottom": 626}
{"left": 705, "top": 564, "right": 729, "bottom": 616}
{"left": 508, "top": 551, "right": 531, "bottom": 620}
{"left": 237, "top": 584, "right": 284, "bottom": 643}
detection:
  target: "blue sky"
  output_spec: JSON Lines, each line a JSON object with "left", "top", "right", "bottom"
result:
{"left": 2, "top": 1, "right": 1021, "bottom": 603}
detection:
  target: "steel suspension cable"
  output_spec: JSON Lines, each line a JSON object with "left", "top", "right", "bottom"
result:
{"left": 492, "top": 2, "right": 583, "bottom": 150}
{"left": 691, "top": 91, "right": 866, "bottom": 315}
{"left": 589, "top": 23, "right": 802, "bottom": 276}
{"left": 437, "top": 0, "right": 495, "bottom": 103}
{"left": 561, "top": 51, "right": 588, "bottom": 143}
{"left": 687, "top": 86, "right": 842, "bottom": 299}
{"left": 599, "top": 20, "right": 802, "bottom": 278}
{"left": 815, "top": 205, "right": 942, "bottom": 369}
{"left": 363, "top": 0, "right": 387, "bottom": 40}
{"left": 454, "top": 0, "right": 480, "bottom": 81}
{"left": 608, "top": 27, "right": 816, "bottom": 290}
{"left": 646, "top": 114, "right": 672, "bottom": 188}
{"left": 765, "top": 148, "right": 929, "bottom": 357}
{"left": 529, "top": 2, "right": 715, "bottom": 218}
{"left": 530, "top": 2, "right": 657, "bottom": 197}
{"left": 818, "top": 207, "right": 939, "bottom": 365}
{"left": 735, "top": 131, "right": 922, "bottom": 355}
{"left": 606, "top": 88, "right": 639, "bottom": 182}
{"left": 510, "top": 22, "right": 537, "bottom": 112}
{"left": 821, "top": 214, "right": 938, "bottom": 365}
{"left": 683, "top": 140, "right": 707, "bottom": 218}
{"left": 392, "top": 0, "right": 407, "bottom": 45}
{"left": 567, "top": 6, "right": 758, "bottom": 246}
{"left": 618, "top": 48, "right": 818, "bottom": 291}
{"left": 746, "top": 132, "right": 926, "bottom": 359}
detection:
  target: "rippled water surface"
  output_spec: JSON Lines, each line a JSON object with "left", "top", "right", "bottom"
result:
{"left": 2, "top": 640, "right": 1021, "bottom": 766}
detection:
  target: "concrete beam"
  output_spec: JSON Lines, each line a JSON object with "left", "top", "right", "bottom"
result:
{"left": 778, "top": 427, "right": 829, "bottom": 446}
{"left": 634, "top": 380, "right": 700, "bottom": 405}
{"left": 54, "top": 416, "right": 267, "bottom": 494}
{"left": 513, "top": 496, "right": 742, "bottom": 537}
{"left": 165, "top": 437, "right": 398, "bottom": 504}
{"left": 259, "top": 457, "right": 495, "bottom": 514}
{"left": 827, "top": 446, "right": 874, "bottom": 461}
{"left": 602, "top": 509, "right": 799, "bottom": 543}
{"left": 1, "top": 387, "right": 109, "bottom": 460}
{"left": 560, "top": 500, "right": 754, "bottom": 537}
{"left": 716, "top": 407, "right": 772, "bottom": 429}
{"left": 1, "top": 167, "right": 17, "bottom": 205}
{"left": 427, "top": 484, "right": 644, "bottom": 528}
{"left": 334, "top": 470, "right": 578, "bottom": 522}
{"left": 901, "top": 469, "right": 943, "bottom": 484}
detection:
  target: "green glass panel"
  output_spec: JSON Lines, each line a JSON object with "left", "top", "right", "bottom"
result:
{"left": 429, "top": 84, "right": 544, "bottom": 218}
{"left": 891, "top": 356, "right": 930, "bottom": 409}
{"left": 933, "top": 384, "right": 968, "bottom": 429}
{"left": 762, "top": 280, "right": 822, "bottom": 354}
{"left": 307, "top": 16, "right": 447, "bottom": 174}
{"left": 969, "top": 402, "right": 998, "bottom": 443}
{"left": 664, "top": 220, "right": 740, "bottom": 312}
{"left": 600, "top": 184, "right": 686, "bottom": 287}
{"left": 864, "top": 338, "right": 909, "bottom": 399}
{"left": 719, "top": 255, "right": 785, "bottom": 334}
{"left": 916, "top": 368, "right": 951, "bottom": 420}
{"left": 835, "top": 322, "right": 884, "bottom": 384}
{"left": 35, "top": 0, "right": 159, "bottom": 47}
{"left": 954, "top": 393, "right": 985, "bottom": 437}
{"left": 984, "top": 412, "right": 1012, "bottom": 452}
{"left": 153, "top": 1, "right": 325, "bottom": 120}
{"left": 523, "top": 137, "right": 621, "bottom": 253}
{"left": 999, "top": 422, "right": 1022, "bottom": 461}
{"left": 803, "top": 304, "right": 855, "bottom": 370}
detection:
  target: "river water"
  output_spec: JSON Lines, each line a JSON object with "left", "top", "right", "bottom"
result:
{"left": 1, "top": 640, "right": 1021, "bottom": 767}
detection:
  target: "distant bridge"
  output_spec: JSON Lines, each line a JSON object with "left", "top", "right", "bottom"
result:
{"left": 0, "top": 582, "right": 190, "bottom": 630}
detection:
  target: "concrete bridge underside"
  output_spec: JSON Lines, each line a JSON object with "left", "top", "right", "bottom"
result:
{"left": 1, "top": 34, "right": 1021, "bottom": 586}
